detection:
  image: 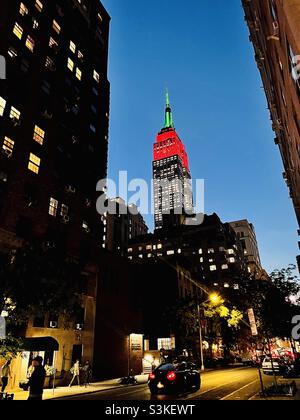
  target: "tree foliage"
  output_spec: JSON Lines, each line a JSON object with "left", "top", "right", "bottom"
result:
{"left": 0, "top": 240, "right": 84, "bottom": 327}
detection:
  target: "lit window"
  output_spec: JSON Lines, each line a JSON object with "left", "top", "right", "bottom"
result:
{"left": 167, "top": 250, "right": 175, "bottom": 256}
{"left": 49, "top": 198, "right": 58, "bottom": 217}
{"left": 90, "top": 124, "right": 96, "bottom": 133}
{"left": 19, "top": 3, "right": 29, "bottom": 16}
{"left": 222, "top": 264, "right": 228, "bottom": 270}
{"left": 2, "top": 137, "right": 14, "bottom": 157}
{"left": 208, "top": 248, "right": 215, "bottom": 254}
{"left": 157, "top": 244, "right": 162, "bottom": 249}
{"left": 53, "top": 20, "right": 61, "bottom": 34}
{"left": 8, "top": 47, "right": 18, "bottom": 59}
{"left": 49, "top": 37, "right": 58, "bottom": 48}
{"left": 0, "top": 97, "right": 6, "bottom": 116}
{"left": 228, "top": 249, "right": 234, "bottom": 255}
{"left": 78, "top": 50, "right": 84, "bottom": 60}
{"left": 35, "top": 0, "right": 43, "bottom": 12}
{"left": 32, "top": 19, "right": 39, "bottom": 30}
{"left": 13, "top": 23, "right": 23, "bottom": 40}
{"left": 93, "top": 70, "right": 100, "bottom": 83}
{"left": 224, "top": 283, "right": 230, "bottom": 289}
{"left": 76, "top": 68, "right": 82, "bottom": 81}
{"left": 28, "top": 153, "right": 41, "bottom": 174}
{"left": 199, "top": 249, "right": 203, "bottom": 255}
{"left": 9, "top": 107, "right": 21, "bottom": 120}
{"left": 70, "top": 41, "right": 76, "bottom": 53}
{"left": 229, "top": 257, "right": 235, "bottom": 264}
{"left": 210, "top": 265, "right": 217, "bottom": 272}
{"left": 67, "top": 58, "right": 74, "bottom": 72}
{"left": 61, "top": 204, "right": 69, "bottom": 217}
{"left": 25, "top": 36, "right": 35, "bottom": 52}
{"left": 128, "top": 248, "right": 133, "bottom": 253}
{"left": 82, "top": 221, "right": 90, "bottom": 232}
{"left": 33, "top": 125, "right": 45, "bottom": 145}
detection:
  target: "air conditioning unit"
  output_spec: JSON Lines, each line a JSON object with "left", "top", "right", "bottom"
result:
{"left": 50, "top": 321, "right": 58, "bottom": 329}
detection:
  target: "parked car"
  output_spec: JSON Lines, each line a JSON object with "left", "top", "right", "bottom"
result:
{"left": 148, "top": 361, "right": 201, "bottom": 395}
{"left": 262, "top": 357, "right": 287, "bottom": 376}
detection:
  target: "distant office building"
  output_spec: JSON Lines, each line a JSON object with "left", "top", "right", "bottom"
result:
{"left": 153, "top": 92, "right": 193, "bottom": 230}
{"left": 229, "top": 220, "right": 262, "bottom": 276}
{"left": 242, "top": 0, "right": 300, "bottom": 268}
{"left": 128, "top": 213, "right": 248, "bottom": 291}
{"left": 103, "top": 197, "right": 148, "bottom": 256}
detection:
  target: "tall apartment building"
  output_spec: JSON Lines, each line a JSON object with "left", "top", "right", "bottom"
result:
{"left": 0, "top": 0, "right": 110, "bottom": 383}
{"left": 229, "top": 219, "right": 262, "bottom": 276}
{"left": 242, "top": 0, "right": 300, "bottom": 267}
{"left": 103, "top": 197, "right": 148, "bottom": 256}
{"left": 153, "top": 93, "right": 193, "bottom": 230}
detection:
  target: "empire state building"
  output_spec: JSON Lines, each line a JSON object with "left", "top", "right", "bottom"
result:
{"left": 153, "top": 93, "right": 193, "bottom": 230}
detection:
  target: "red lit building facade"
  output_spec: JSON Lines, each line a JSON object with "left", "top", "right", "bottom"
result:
{"left": 153, "top": 93, "right": 193, "bottom": 230}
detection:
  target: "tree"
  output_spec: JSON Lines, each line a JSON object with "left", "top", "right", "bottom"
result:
{"left": 223, "top": 265, "right": 300, "bottom": 340}
{"left": 0, "top": 239, "right": 84, "bottom": 328}
{"left": 0, "top": 335, "right": 23, "bottom": 360}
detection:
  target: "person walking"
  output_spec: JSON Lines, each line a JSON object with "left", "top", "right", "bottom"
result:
{"left": 82, "top": 361, "right": 92, "bottom": 388}
{"left": 27, "top": 356, "right": 46, "bottom": 401}
{"left": 1, "top": 360, "right": 12, "bottom": 393}
{"left": 69, "top": 360, "right": 81, "bottom": 387}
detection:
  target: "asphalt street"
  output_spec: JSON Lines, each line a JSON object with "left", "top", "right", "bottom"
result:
{"left": 61, "top": 367, "right": 276, "bottom": 401}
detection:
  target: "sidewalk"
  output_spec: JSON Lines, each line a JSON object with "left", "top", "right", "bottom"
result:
{"left": 250, "top": 378, "right": 300, "bottom": 401}
{"left": 11, "top": 375, "right": 149, "bottom": 401}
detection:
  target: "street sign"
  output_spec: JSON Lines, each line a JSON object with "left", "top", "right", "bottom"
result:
{"left": 248, "top": 308, "right": 258, "bottom": 336}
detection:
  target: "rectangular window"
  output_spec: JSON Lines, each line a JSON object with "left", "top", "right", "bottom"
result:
{"left": 93, "top": 70, "right": 100, "bottom": 83}
{"left": 49, "top": 198, "right": 58, "bottom": 217}
{"left": 25, "top": 35, "right": 35, "bottom": 52}
{"left": 67, "top": 58, "right": 74, "bottom": 72}
{"left": 76, "top": 68, "right": 82, "bottom": 81}
{"left": 10, "top": 106, "right": 21, "bottom": 120}
{"left": 49, "top": 37, "right": 58, "bottom": 48}
{"left": 19, "top": 3, "right": 29, "bottom": 16}
{"left": 2, "top": 137, "right": 14, "bottom": 157}
{"left": 33, "top": 125, "right": 45, "bottom": 145}
{"left": 35, "top": 0, "right": 43, "bottom": 12}
{"left": 78, "top": 50, "right": 84, "bottom": 60}
{"left": 13, "top": 22, "right": 23, "bottom": 39}
{"left": 28, "top": 153, "right": 41, "bottom": 174}
{"left": 0, "top": 97, "right": 6, "bottom": 116}
{"left": 53, "top": 20, "right": 61, "bottom": 34}
{"left": 61, "top": 204, "right": 69, "bottom": 217}
{"left": 70, "top": 40, "right": 76, "bottom": 53}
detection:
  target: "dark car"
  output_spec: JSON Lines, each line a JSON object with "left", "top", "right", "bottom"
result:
{"left": 148, "top": 361, "right": 201, "bottom": 395}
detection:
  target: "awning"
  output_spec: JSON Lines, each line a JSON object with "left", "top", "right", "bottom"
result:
{"left": 22, "top": 337, "right": 59, "bottom": 352}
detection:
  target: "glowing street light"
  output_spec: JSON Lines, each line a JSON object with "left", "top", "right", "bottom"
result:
{"left": 209, "top": 293, "right": 222, "bottom": 306}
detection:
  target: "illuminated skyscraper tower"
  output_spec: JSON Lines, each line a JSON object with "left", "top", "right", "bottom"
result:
{"left": 153, "top": 93, "right": 193, "bottom": 230}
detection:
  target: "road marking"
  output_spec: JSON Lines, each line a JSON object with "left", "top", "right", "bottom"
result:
{"left": 220, "top": 380, "right": 259, "bottom": 400}
{"left": 185, "top": 384, "right": 226, "bottom": 400}
{"left": 115, "top": 386, "right": 148, "bottom": 397}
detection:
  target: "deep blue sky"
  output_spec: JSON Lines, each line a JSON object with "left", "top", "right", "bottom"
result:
{"left": 101, "top": 0, "right": 299, "bottom": 272}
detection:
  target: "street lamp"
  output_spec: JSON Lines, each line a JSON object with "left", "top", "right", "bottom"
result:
{"left": 209, "top": 293, "right": 222, "bottom": 306}
{"left": 198, "top": 293, "right": 223, "bottom": 372}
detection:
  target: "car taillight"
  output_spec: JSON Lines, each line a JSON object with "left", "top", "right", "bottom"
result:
{"left": 149, "top": 373, "right": 156, "bottom": 380}
{"left": 167, "top": 371, "right": 176, "bottom": 381}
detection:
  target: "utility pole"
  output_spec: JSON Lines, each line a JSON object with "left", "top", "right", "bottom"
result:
{"left": 197, "top": 304, "right": 205, "bottom": 371}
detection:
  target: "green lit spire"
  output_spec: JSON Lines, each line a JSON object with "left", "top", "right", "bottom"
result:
{"left": 164, "top": 89, "right": 174, "bottom": 129}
